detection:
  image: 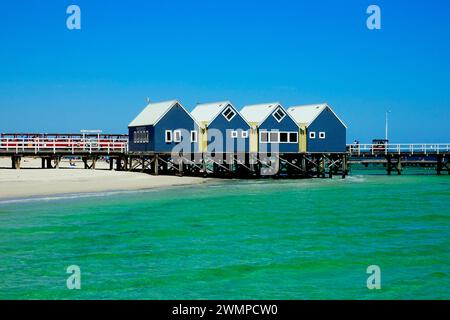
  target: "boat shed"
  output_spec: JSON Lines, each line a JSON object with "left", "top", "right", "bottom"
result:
{"left": 190, "top": 101, "right": 251, "bottom": 153}
{"left": 287, "top": 103, "right": 347, "bottom": 153}
{"left": 128, "top": 100, "right": 199, "bottom": 153}
{"left": 241, "top": 102, "right": 300, "bottom": 153}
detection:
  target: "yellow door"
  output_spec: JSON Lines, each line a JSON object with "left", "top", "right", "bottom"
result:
{"left": 249, "top": 124, "right": 258, "bottom": 153}
{"left": 299, "top": 125, "right": 307, "bottom": 153}
{"left": 198, "top": 124, "right": 208, "bottom": 153}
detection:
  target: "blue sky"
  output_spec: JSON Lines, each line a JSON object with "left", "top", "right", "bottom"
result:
{"left": 0, "top": 0, "right": 449, "bottom": 142}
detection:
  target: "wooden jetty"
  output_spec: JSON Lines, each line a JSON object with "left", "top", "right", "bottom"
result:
{"left": 347, "top": 143, "right": 450, "bottom": 175}
{"left": 127, "top": 151, "right": 348, "bottom": 179}
{"left": 0, "top": 133, "right": 348, "bottom": 178}
{"left": 2, "top": 133, "right": 449, "bottom": 177}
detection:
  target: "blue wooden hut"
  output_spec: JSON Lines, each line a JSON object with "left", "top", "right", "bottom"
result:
{"left": 128, "top": 100, "right": 199, "bottom": 153}
{"left": 240, "top": 102, "right": 300, "bottom": 153}
{"left": 190, "top": 101, "right": 250, "bottom": 153}
{"left": 287, "top": 103, "right": 347, "bottom": 153}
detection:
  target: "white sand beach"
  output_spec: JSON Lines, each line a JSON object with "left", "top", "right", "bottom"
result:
{"left": 0, "top": 157, "right": 208, "bottom": 199}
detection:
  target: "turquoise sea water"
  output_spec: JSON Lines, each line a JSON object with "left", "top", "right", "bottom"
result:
{"left": 0, "top": 171, "right": 449, "bottom": 299}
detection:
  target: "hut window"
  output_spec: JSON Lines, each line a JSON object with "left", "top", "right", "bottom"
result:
{"left": 165, "top": 130, "right": 172, "bottom": 143}
{"left": 272, "top": 108, "right": 286, "bottom": 122}
{"left": 260, "top": 131, "right": 269, "bottom": 143}
{"left": 231, "top": 130, "right": 238, "bottom": 138}
{"left": 279, "top": 132, "right": 288, "bottom": 143}
{"left": 134, "top": 130, "right": 149, "bottom": 144}
{"left": 289, "top": 132, "right": 298, "bottom": 143}
{"left": 174, "top": 130, "right": 182, "bottom": 143}
{"left": 269, "top": 132, "right": 279, "bottom": 143}
{"left": 190, "top": 131, "right": 198, "bottom": 143}
{"left": 222, "top": 106, "right": 236, "bottom": 122}
{"left": 241, "top": 130, "right": 249, "bottom": 138}
{"left": 319, "top": 132, "right": 326, "bottom": 139}
{"left": 309, "top": 131, "right": 316, "bottom": 139}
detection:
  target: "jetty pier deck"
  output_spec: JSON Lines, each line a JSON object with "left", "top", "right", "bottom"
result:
{"left": 348, "top": 143, "right": 450, "bottom": 175}
{"left": 127, "top": 152, "right": 349, "bottom": 179}
{"left": 2, "top": 133, "right": 449, "bottom": 176}
{"left": 0, "top": 133, "right": 348, "bottom": 178}
{"left": 0, "top": 133, "right": 129, "bottom": 170}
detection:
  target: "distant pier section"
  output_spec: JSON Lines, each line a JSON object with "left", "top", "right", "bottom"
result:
{"left": 0, "top": 133, "right": 129, "bottom": 170}
{"left": 348, "top": 143, "right": 450, "bottom": 175}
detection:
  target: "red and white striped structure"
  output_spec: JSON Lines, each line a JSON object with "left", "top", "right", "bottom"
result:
{"left": 0, "top": 133, "right": 128, "bottom": 155}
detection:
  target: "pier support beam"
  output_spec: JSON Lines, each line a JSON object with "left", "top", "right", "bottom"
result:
{"left": 437, "top": 155, "right": 450, "bottom": 175}
{"left": 342, "top": 154, "right": 348, "bottom": 178}
{"left": 202, "top": 154, "right": 208, "bottom": 177}
{"left": 154, "top": 155, "right": 159, "bottom": 175}
{"left": 386, "top": 155, "right": 402, "bottom": 175}
{"left": 125, "top": 157, "right": 129, "bottom": 171}
{"left": 11, "top": 156, "right": 21, "bottom": 170}
{"left": 82, "top": 156, "right": 97, "bottom": 169}
{"left": 48, "top": 156, "right": 61, "bottom": 169}
{"left": 178, "top": 159, "right": 184, "bottom": 176}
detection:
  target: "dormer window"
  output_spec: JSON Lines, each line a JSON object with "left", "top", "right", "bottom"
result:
{"left": 222, "top": 106, "right": 236, "bottom": 122}
{"left": 272, "top": 107, "right": 286, "bottom": 122}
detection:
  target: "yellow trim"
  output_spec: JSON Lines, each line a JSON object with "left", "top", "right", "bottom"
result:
{"left": 249, "top": 124, "right": 259, "bottom": 153}
{"left": 198, "top": 122, "right": 208, "bottom": 152}
{"left": 299, "top": 124, "right": 307, "bottom": 153}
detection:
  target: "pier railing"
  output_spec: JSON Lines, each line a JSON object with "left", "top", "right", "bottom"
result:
{"left": 348, "top": 143, "right": 450, "bottom": 156}
{"left": 0, "top": 137, "right": 129, "bottom": 154}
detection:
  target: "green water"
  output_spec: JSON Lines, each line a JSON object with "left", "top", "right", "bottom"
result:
{"left": 0, "top": 172, "right": 449, "bottom": 299}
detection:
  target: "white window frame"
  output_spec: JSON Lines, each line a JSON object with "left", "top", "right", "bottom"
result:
{"left": 272, "top": 107, "right": 286, "bottom": 123}
{"left": 190, "top": 130, "right": 198, "bottom": 143}
{"left": 259, "top": 131, "right": 269, "bottom": 144}
{"left": 135, "top": 129, "right": 149, "bottom": 144}
{"left": 241, "top": 130, "right": 248, "bottom": 138}
{"left": 309, "top": 131, "right": 316, "bottom": 139}
{"left": 222, "top": 106, "right": 236, "bottom": 122}
{"left": 319, "top": 131, "right": 326, "bottom": 139}
{"left": 173, "top": 130, "right": 182, "bottom": 143}
{"left": 165, "top": 130, "right": 172, "bottom": 143}
{"left": 279, "top": 132, "right": 289, "bottom": 143}
{"left": 269, "top": 131, "right": 279, "bottom": 143}
{"left": 231, "top": 130, "right": 238, "bottom": 138}
{"left": 288, "top": 132, "right": 298, "bottom": 143}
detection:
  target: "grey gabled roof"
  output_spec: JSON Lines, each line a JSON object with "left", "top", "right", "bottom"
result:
{"left": 241, "top": 102, "right": 299, "bottom": 127}
{"left": 129, "top": 100, "right": 198, "bottom": 127}
{"left": 287, "top": 103, "right": 347, "bottom": 128}
{"left": 191, "top": 101, "right": 250, "bottom": 128}
{"left": 190, "top": 101, "right": 231, "bottom": 124}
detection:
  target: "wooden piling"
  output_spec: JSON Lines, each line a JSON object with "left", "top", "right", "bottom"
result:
{"left": 11, "top": 156, "right": 21, "bottom": 170}
{"left": 154, "top": 155, "right": 159, "bottom": 175}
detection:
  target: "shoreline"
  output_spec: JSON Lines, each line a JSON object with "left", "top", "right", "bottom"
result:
{"left": 0, "top": 182, "right": 209, "bottom": 204}
{"left": 0, "top": 158, "right": 209, "bottom": 201}
{"left": 0, "top": 169, "right": 210, "bottom": 202}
